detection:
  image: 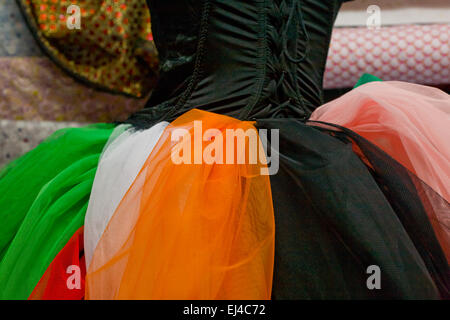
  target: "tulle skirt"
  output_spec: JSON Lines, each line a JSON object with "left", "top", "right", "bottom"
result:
{"left": 0, "top": 81, "right": 448, "bottom": 299}
{"left": 0, "top": 124, "right": 114, "bottom": 299}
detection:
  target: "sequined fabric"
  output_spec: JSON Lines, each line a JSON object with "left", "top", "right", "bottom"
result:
{"left": 17, "top": 0, "right": 159, "bottom": 97}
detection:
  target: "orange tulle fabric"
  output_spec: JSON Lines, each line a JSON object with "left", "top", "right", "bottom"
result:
{"left": 310, "top": 81, "right": 450, "bottom": 262}
{"left": 86, "top": 109, "right": 275, "bottom": 300}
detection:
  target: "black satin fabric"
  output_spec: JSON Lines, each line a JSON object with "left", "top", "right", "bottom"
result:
{"left": 145, "top": 0, "right": 202, "bottom": 107}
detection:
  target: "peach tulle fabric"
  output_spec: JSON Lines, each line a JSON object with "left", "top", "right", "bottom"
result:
{"left": 310, "top": 81, "right": 450, "bottom": 262}
{"left": 86, "top": 109, "right": 275, "bottom": 300}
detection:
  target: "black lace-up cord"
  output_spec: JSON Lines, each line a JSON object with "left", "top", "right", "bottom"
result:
{"left": 279, "top": 0, "right": 310, "bottom": 118}
{"left": 282, "top": 0, "right": 310, "bottom": 64}
{"left": 239, "top": 0, "right": 311, "bottom": 121}
{"left": 262, "top": 0, "right": 310, "bottom": 119}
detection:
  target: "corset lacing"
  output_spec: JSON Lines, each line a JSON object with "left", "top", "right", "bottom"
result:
{"left": 244, "top": 0, "right": 311, "bottom": 120}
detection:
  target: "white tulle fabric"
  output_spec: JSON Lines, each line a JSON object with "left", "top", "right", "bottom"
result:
{"left": 84, "top": 122, "right": 169, "bottom": 268}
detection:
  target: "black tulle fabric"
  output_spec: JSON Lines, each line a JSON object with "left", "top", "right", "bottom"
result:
{"left": 316, "top": 123, "right": 450, "bottom": 298}
{"left": 258, "top": 119, "right": 449, "bottom": 299}
{"left": 125, "top": 0, "right": 449, "bottom": 299}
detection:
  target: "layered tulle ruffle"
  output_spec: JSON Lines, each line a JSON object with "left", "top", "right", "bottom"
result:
{"left": 0, "top": 124, "right": 114, "bottom": 299}
{"left": 86, "top": 110, "right": 276, "bottom": 300}
{"left": 1, "top": 82, "right": 448, "bottom": 300}
{"left": 310, "top": 81, "right": 450, "bottom": 263}
{"left": 84, "top": 122, "right": 169, "bottom": 269}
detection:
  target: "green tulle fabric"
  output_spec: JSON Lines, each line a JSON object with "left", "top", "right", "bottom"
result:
{"left": 354, "top": 73, "right": 382, "bottom": 88}
{"left": 0, "top": 124, "right": 114, "bottom": 299}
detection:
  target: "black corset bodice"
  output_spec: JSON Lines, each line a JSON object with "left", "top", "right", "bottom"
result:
{"left": 128, "top": 0, "right": 348, "bottom": 128}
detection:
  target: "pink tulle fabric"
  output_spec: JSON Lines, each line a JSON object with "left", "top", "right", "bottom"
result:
{"left": 310, "top": 81, "right": 450, "bottom": 262}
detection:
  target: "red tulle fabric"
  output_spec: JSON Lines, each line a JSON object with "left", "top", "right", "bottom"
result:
{"left": 29, "top": 227, "right": 85, "bottom": 300}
